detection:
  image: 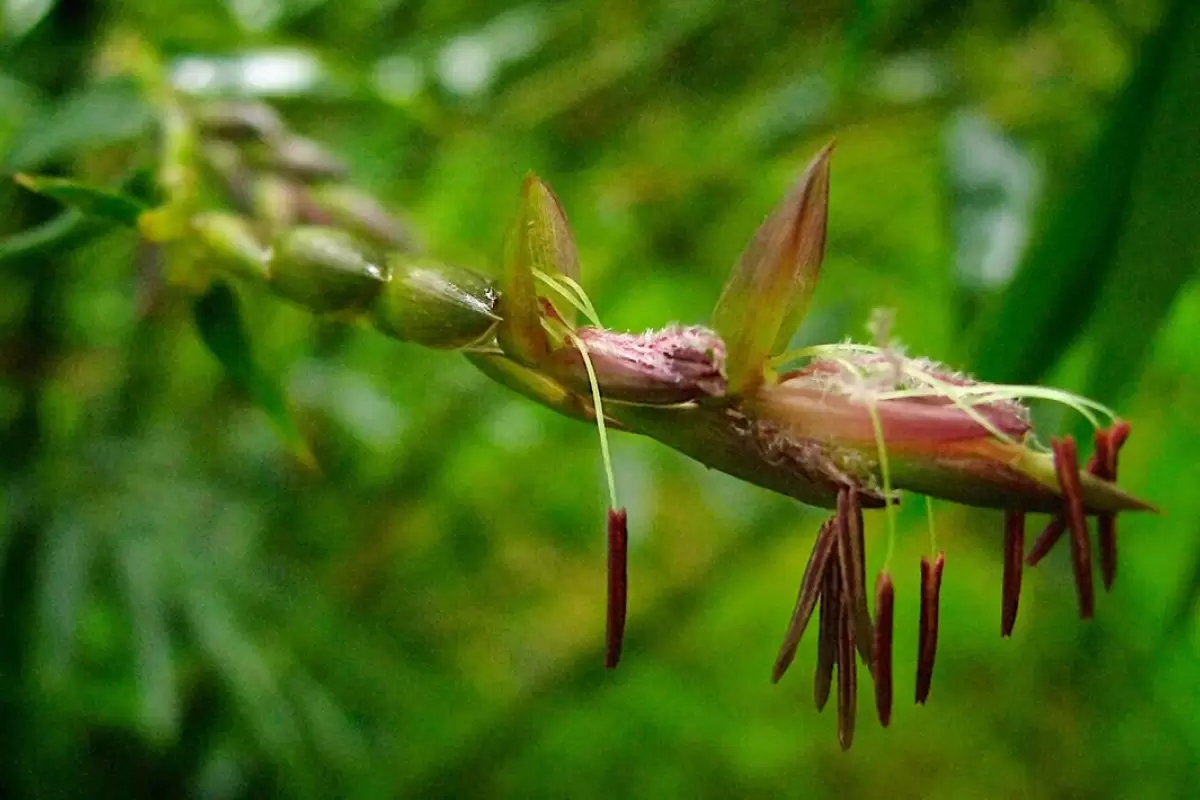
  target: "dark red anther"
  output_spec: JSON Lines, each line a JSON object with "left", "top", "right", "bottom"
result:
{"left": 836, "top": 601, "right": 857, "bottom": 751}
{"left": 915, "top": 553, "right": 945, "bottom": 705}
{"left": 814, "top": 567, "right": 840, "bottom": 712}
{"left": 873, "top": 572, "right": 894, "bottom": 727}
{"left": 605, "top": 508, "right": 628, "bottom": 668}
{"left": 1002, "top": 510, "right": 1025, "bottom": 636}
{"left": 1028, "top": 423, "right": 1132, "bottom": 584}
{"left": 1051, "top": 437, "right": 1093, "bottom": 620}
{"left": 1026, "top": 517, "right": 1066, "bottom": 566}
{"left": 835, "top": 487, "right": 874, "bottom": 670}
{"left": 1097, "top": 421, "right": 1131, "bottom": 591}
{"left": 1107, "top": 420, "right": 1132, "bottom": 454}
{"left": 773, "top": 516, "right": 838, "bottom": 682}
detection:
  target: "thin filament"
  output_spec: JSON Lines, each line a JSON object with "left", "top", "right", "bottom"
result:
{"left": 554, "top": 273, "right": 603, "bottom": 326}
{"left": 533, "top": 268, "right": 602, "bottom": 327}
{"left": 770, "top": 339, "right": 1116, "bottom": 438}
{"left": 866, "top": 400, "right": 897, "bottom": 571}
{"left": 565, "top": 329, "right": 618, "bottom": 509}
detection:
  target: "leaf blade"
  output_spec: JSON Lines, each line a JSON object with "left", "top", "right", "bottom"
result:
{"left": 15, "top": 174, "right": 147, "bottom": 225}
{"left": 1080, "top": 0, "right": 1200, "bottom": 408}
{"left": 193, "top": 281, "right": 316, "bottom": 468}
{"left": 968, "top": 1, "right": 1189, "bottom": 383}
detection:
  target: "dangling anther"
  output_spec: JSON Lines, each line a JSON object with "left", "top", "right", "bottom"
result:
{"left": 1026, "top": 517, "right": 1065, "bottom": 567}
{"left": 814, "top": 567, "right": 840, "bottom": 712}
{"left": 773, "top": 516, "right": 838, "bottom": 682}
{"left": 836, "top": 601, "right": 857, "bottom": 751}
{"left": 873, "top": 572, "right": 895, "bottom": 727}
{"left": 1097, "top": 421, "right": 1131, "bottom": 591}
{"left": 1051, "top": 437, "right": 1093, "bottom": 619}
{"left": 835, "top": 486, "right": 874, "bottom": 671}
{"left": 605, "top": 508, "right": 628, "bottom": 668}
{"left": 915, "top": 553, "right": 945, "bottom": 705}
{"left": 1002, "top": 510, "right": 1025, "bottom": 636}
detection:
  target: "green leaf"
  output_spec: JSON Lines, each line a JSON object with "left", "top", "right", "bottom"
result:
{"left": 0, "top": 210, "right": 111, "bottom": 264}
{"left": 181, "top": 583, "right": 308, "bottom": 779}
{"left": 711, "top": 142, "right": 832, "bottom": 394}
{"left": 0, "top": 167, "right": 159, "bottom": 264}
{"left": 1080, "top": 0, "right": 1200, "bottom": 408}
{"left": 967, "top": 1, "right": 1189, "bottom": 383}
{"left": 116, "top": 536, "right": 179, "bottom": 742}
{"left": 193, "top": 281, "right": 316, "bottom": 468}
{"left": 36, "top": 517, "right": 97, "bottom": 687}
{"left": 15, "top": 174, "right": 148, "bottom": 225}
{"left": 3, "top": 77, "right": 153, "bottom": 171}
{"left": 3, "top": 0, "right": 58, "bottom": 40}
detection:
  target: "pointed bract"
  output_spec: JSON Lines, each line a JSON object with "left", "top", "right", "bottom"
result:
{"left": 711, "top": 143, "right": 832, "bottom": 395}
{"left": 498, "top": 174, "right": 577, "bottom": 365}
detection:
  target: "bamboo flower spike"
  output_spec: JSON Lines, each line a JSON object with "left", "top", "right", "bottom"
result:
{"left": 464, "top": 145, "right": 1153, "bottom": 747}
{"left": 17, "top": 99, "right": 1159, "bottom": 748}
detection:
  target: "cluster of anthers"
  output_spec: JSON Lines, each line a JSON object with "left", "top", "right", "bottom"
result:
{"left": 762, "top": 347, "right": 1135, "bottom": 749}
{"left": 576, "top": 321, "right": 1142, "bottom": 750}
{"left": 506, "top": 148, "right": 1153, "bottom": 751}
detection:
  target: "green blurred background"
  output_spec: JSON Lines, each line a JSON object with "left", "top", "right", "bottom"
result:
{"left": 2, "top": 0, "right": 1199, "bottom": 797}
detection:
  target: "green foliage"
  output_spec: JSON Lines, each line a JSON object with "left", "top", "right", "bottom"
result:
{"left": 968, "top": 0, "right": 1200, "bottom": 388}
{"left": 3, "top": 77, "right": 152, "bottom": 171}
{"left": 193, "top": 281, "right": 315, "bottom": 468}
{"left": 1, "top": 1, "right": 1199, "bottom": 798}
{"left": 15, "top": 174, "right": 147, "bottom": 225}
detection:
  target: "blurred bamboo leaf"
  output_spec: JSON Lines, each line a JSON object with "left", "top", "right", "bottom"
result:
{"left": 116, "top": 536, "right": 179, "bottom": 742}
{"left": 2, "top": 77, "right": 152, "bottom": 171}
{"left": 0, "top": 210, "right": 111, "bottom": 264}
{"left": 1103, "top": 0, "right": 1200, "bottom": 628}
{"left": 1080, "top": 0, "right": 1200, "bottom": 408}
{"left": 967, "top": 1, "right": 1188, "bottom": 383}
{"left": 193, "top": 281, "right": 316, "bottom": 468}
{"left": 36, "top": 517, "right": 96, "bottom": 687}
{"left": 182, "top": 584, "right": 309, "bottom": 781}
{"left": 15, "top": 174, "right": 147, "bottom": 225}
{"left": 2, "top": 0, "right": 59, "bottom": 40}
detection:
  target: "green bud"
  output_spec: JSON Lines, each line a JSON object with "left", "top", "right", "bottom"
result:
{"left": 372, "top": 255, "right": 499, "bottom": 348}
{"left": 192, "top": 212, "right": 269, "bottom": 282}
{"left": 194, "top": 100, "right": 285, "bottom": 143}
{"left": 269, "top": 227, "right": 387, "bottom": 313}
{"left": 248, "top": 135, "right": 349, "bottom": 182}
{"left": 301, "top": 184, "right": 420, "bottom": 252}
